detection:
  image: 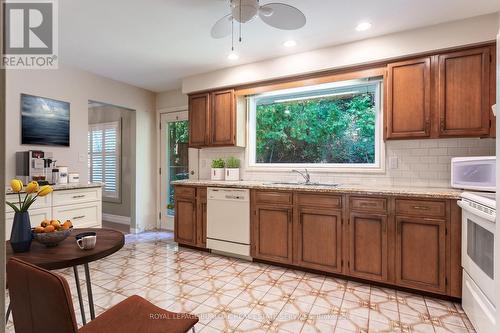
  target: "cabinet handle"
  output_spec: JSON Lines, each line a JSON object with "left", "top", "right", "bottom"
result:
{"left": 73, "top": 215, "right": 85, "bottom": 219}
{"left": 360, "top": 202, "right": 377, "bottom": 207}
{"left": 72, "top": 195, "right": 85, "bottom": 199}
{"left": 412, "top": 205, "right": 430, "bottom": 210}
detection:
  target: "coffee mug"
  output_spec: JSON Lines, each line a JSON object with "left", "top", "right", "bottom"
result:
{"left": 76, "top": 232, "right": 97, "bottom": 250}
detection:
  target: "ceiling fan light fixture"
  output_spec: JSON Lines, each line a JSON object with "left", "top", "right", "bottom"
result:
{"left": 283, "top": 40, "right": 297, "bottom": 47}
{"left": 227, "top": 52, "right": 239, "bottom": 60}
{"left": 355, "top": 21, "right": 372, "bottom": 31}
{"left": 259, "top": 6, "right": 274, "bottom": 17}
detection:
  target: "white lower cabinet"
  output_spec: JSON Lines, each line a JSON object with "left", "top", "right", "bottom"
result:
{"left": 5, "top": 208, "right": 51, "bottom": 239}
{"left": 52, "top": 202, "right": 101, "bottom": 229}
{"left": 5, "top": 186, "right": 102, "bottom": 240}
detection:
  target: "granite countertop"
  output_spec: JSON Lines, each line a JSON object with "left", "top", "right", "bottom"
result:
{"left": 171, "top": 179, "right": 462, "bottom": 199}
{"left": 6, "top": 182, "right": 103, "bottom": 195}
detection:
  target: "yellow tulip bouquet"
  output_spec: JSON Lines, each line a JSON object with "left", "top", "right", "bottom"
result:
{"left": 6, "top": 179, "right": 54, "bottom": 213}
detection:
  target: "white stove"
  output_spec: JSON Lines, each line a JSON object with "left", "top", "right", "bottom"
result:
{"left": 458, "top": 191, "right": 496, "bottom": 333}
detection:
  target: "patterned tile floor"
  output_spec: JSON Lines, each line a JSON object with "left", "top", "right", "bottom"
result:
{"left": 6, "top": 231, "right": 475, "bottom": 333}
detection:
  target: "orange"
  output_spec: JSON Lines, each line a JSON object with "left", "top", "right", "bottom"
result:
{"left": 50, "top": 220, "right": 61, "bottom": 228}
{"left": 63, "top": 220, "right": 73, "bottom": 228}
{"left": 34, "top": 226, "right": 44, "bottom": 233}
{"left": 44, "top": 225, "right": 55, "bottom": 233}
{"left": 40, "top": 219, "right": 50, "bottom": 227}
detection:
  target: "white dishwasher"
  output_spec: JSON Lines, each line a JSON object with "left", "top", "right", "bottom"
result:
{"left": 207, "top": 187, "right": 251, "bottom": 259}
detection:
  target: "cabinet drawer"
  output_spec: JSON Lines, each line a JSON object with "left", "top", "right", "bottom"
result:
{"left": 350, "top": 197, "right": 387, "bottom": 213}
{"left": 52, "top": 188, "right": 101, "bottom": 206}
{"left": 395, "top": 199, "right": 446, "bottom": 218}
{"left": 296, "top": 193, "right": 342, "bottom": 209}
{"left": 6, "top": 193, "right": 51, "bottom": 213}
{"left": 175, "top": 186, "right": 196, "bottom": 199}
{"left": 52, "top": 202, "right": 101, "bottom": 228}
{"left": 5, "top": 208, "right": 51, "bottom": 240}
{"left": 254, "top": 191, "right": 292, "bottom": 205}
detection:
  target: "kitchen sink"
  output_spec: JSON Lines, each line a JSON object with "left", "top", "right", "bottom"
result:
{"left": 266, "top": 181, "right": 340, "bottom": 187}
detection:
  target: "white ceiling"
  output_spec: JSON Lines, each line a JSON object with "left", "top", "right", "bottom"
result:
{"left": 60, "top": 0, "right": 500, "bottom": 92}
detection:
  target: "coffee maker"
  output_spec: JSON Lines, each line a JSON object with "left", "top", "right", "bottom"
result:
{"left": 16, "top": 150, "right": 54, "bottom": 185}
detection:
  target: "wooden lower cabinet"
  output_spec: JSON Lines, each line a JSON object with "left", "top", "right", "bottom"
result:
{"left": 253, "top": 205, "right": 293, "bottom": 264}
{"left": 174, "top": 186, "right": 207, "bottom": 248}
{"left": 395, "top": 216, "right": 447, "bottom": 294}
{"left": 348, "top": 212, "right": 388, "bottom": 281}
{"left": 295, "top": 207, "right": 342, "bottom": 273}
{"left": 174, "top": 197, "right": 197, "bottom": 246}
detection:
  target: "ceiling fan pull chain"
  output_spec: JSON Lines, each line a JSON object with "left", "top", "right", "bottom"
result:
{"left": 231, "top": 17, "right": 235, "bottom": 51}
{"left": 239, "top": 0, "right": 242, "bottom": 42}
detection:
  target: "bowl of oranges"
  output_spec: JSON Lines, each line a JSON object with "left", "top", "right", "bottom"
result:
{"left": 32, "top": 219, "right": 73, "bottom": 247}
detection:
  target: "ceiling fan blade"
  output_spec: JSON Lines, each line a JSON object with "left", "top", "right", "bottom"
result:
{"left": 211, "top": 14, "right": 233, "bottom": 38}
{"left": 258, "top": 3, "right": 306, "bottom": 30}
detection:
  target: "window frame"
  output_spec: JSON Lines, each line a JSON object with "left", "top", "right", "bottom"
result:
{"left": 246, "top": 79, "right": 385, "bottom": 173}
{"left": 88, "top": 120, "right": 122, "bottom": 202}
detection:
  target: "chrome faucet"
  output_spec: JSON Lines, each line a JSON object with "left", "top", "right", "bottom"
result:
{"left": 292, "top": 169, "right": 311, "bottom": 184}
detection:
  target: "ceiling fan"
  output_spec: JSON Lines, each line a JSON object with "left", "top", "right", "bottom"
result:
{"left": 211, "top": 0, "right": 306, "bottom": 39}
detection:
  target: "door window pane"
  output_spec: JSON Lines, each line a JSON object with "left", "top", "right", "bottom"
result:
{"left": 167, "top": 120, "right": 189, "bottom": 216}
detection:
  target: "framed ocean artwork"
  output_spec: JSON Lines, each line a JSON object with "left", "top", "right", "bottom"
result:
{"left": 21, "top": 93, "right": 70, "bottom": 146}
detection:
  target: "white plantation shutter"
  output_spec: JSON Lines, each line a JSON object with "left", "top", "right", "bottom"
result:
{"left": 88, "top": 121, "right": 121, "bottom": 200}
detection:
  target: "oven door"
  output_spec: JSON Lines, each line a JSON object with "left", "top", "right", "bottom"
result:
{"left": 459, "top": 202, "right": 495, "bottom": 305}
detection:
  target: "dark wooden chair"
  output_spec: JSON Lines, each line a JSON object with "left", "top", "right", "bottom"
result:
{"left": 6, "top": 257, "right": 198, "bottom": 333}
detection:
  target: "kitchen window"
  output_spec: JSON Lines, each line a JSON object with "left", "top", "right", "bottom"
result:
{"left": 248, "top": 78, "right": 383, "bottom": 171}
{"left": 88, "top": 121, "right": 121, "bottom": 200}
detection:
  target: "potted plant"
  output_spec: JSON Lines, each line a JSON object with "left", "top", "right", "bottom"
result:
{"left": 211, "top": 158, "right": 225, "bottom": 180}
{"left": 225, "top": 157, "right": 241, "bottom": 181}
{"left": 6, "top": 180, "right": 53, "bottom": 252}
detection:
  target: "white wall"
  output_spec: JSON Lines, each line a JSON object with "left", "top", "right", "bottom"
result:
{"left": 183, "top": 13, "right": 499, "bottom": 93}
{"left": 5, "top": 66, "right": 157, "bottom": 231}
{"left": 156, "top": 88, "right": 187, "bottom": 111}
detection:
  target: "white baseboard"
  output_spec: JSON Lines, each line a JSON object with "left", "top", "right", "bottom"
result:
{"left": 102, "top": 213, "right": 131, "bottom": 225}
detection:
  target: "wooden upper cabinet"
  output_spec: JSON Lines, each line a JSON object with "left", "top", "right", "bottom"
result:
{"left": 348, "top": 212, "right": 388, "bottom": 282}
{"left": 253, "top": 205, "right": 293, "bottom": 264}
{"left": 188, "top": 89, "right": 242, "bottom": 148}
{"left": 188, "top": 93, "right": 209, "bottom": 147}
{"left": 395, "top": 216, "right": 447, "bottom": 294}
{"left": 386, "top": 57, "right": 431, "bottom": 139}
{"left": 295, "top": 207, "right": 342, "bottom": 273}
{"left": 211, "top": 89, "right": 235, "bottom": 146}
{"left": 437, "top": 47, "right": 491, "bottom": 137}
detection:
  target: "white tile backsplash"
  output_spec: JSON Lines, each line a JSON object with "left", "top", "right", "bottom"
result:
{"left": 198, "top": 138, "right": 495, "bottom": 188}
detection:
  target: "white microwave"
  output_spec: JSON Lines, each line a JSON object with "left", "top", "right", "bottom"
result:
{"left": 451, "top": 156, "right": 496, "bottom": 191}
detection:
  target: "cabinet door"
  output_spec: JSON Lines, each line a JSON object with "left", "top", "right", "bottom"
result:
{"left": 296, "top": 207, "right": 342, "bottom": 273}
{"left": 348, "top": 213, "right": 388, "bottom": 281}
{"left": 395, "top": 217, "right": 446, "bottom": 293}
{"left": 253, "top": 205, "right": 293, "bottom": 264}
{"left": 386, "top": 57, "right": 431, "bottom": 139}
{"left": 210, "top": 89, "right": 235, "bottom": 146}
{"left": 188, "top": 93, "right": 209, "bottom": 147}
{"left": 438, "top": 47, "right": 491, "bottom": 137}
{"left": 174, "top": 198, "right": 197, "bottom": 246}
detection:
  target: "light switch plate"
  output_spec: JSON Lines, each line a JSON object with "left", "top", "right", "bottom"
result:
{"left": 79, "top": 153, "right": 85, "bottom": 162}
{"left": 389, "top": 156, "right": 398, "bottom": 169}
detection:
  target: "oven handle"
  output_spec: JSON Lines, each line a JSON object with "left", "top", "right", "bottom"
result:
{"left": 457, "top": 200, "right": 496, "bottom": 223}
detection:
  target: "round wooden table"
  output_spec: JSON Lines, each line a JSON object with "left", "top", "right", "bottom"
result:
{"left": 6, "top": 228, "right": 125, "bottom": 324}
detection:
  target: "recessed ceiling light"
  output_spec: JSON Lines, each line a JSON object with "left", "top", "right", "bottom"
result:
{"left": 356, "top": 22, "right": 372, "bottom": 31}
{"left": 227, "top": 52, "right": 239, "bottom": 60}
{"left": 283, "top": 40, "right": 297, "bottom": 48}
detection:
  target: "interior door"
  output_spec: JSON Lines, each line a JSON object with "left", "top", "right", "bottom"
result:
{"left": 160, "top": 111, "right": 199, "bottom": 230}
